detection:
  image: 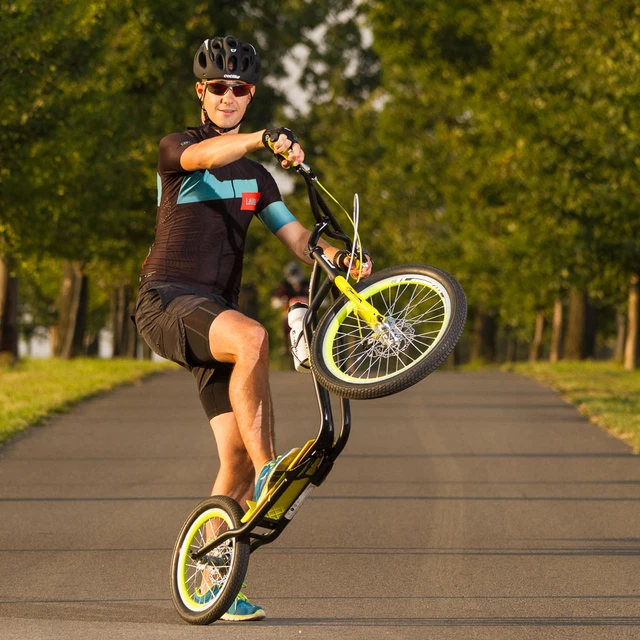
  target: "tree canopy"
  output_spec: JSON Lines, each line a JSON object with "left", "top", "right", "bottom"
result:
{"left": 2, "top": 0, "right": 639, "bottom": 363}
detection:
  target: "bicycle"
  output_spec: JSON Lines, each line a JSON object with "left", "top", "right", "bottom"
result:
{"left": 169, "top": 154, "right": 467, "bottom": 625}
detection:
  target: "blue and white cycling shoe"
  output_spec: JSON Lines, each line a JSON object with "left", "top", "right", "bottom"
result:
{"left": 253, "top": 448, "right": 301, "bottom": 503}
{"left": 194, "top": 580, "right": 265, "bottom": 621}
{"left": 221, "top": 590, "right": 266, "bottom": 621}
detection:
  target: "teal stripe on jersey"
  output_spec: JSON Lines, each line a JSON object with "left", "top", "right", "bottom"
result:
{"left": 257, "top": 201, "right": 296, "bottom": 233}
{"left": 176, "top": 171, "right": 258, "bottom": 205}
{"left": 232, "top": 179, "right": 259, "bottom": 195}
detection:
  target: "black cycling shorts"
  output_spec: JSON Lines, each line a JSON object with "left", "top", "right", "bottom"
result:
{"left": 134, "top": 282, "right": 236, "bottom": 420}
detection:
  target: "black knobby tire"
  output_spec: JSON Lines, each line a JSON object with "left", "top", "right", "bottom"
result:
{"left": 310, "top": 264, "right": 466, "bottom": 400}
{"left": 170, "top": 496, "right": 249, "bottom": 625}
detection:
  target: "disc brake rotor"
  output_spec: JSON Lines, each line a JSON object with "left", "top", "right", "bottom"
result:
{"left": 367, "top": 318, "right": 415, "bottom": 358}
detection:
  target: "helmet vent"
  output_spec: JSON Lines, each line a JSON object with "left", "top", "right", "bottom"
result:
{"left": 228, "top": 55, "right": 237, "bottom": 71}
{"left": 227, "top": 38, "right": 237, "bottom": 48}
{"left": 198, "top": 52, "right": 207, "bottom": 68}
{"left": 240, "top": 58, "right": 249, "bottom": 72}
{"left": 215, "top": 54, "right": 224, "bottom": 69}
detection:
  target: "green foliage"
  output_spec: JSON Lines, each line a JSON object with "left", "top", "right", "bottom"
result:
{"left": 3, "top": 0, "right": 640, "bottom": 359}
{"left": 0, "top": 0, "right": 374, "bottom": 344}
{"left": 302, "top": 0, "right": 640, "bottom": 347}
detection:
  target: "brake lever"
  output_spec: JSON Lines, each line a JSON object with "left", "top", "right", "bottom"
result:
{"left": 296, "top": 162, "right": 313, "bottom": 176}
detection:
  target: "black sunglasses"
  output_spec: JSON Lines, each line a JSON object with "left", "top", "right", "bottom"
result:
{"left": 206, "top": 82, "right": 253, "bottom": 97}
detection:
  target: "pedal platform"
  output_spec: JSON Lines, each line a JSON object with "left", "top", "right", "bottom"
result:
{"left": 242, "top": 440, "right": 332, "bottom": 525}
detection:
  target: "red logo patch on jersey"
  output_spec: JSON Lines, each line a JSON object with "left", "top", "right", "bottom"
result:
{"left": 241, "top": 192, "right": 260, "bottom": 211}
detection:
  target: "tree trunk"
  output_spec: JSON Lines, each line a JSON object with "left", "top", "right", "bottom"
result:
{"left": 624, "top": 272, "right": 640, "bottom": 370}
{"left": 452, "top": 342, "right": 461, "bottom": 366}
{"left": 614, "top": 311, "right": 626, "bottom": 364}
{"left": 111, "top": 288, "right": 122, "bottom": 357}
{"left": 564, "top": 288, "right": 587, "bottom": 360}
{"left": 584, "top": 302, "right": 598, "bottom": 359}
{"left": 49, "top": 325, "right": 60, "bottom": 357}
{"left": 471, "top": 309, "right": 497, "bottom": 363}
{"left": 0, "top": 255, "right": 19, "bottom": 362}
{"left": 141, "top": 339, "right": 152, "bottom": 360}
{"left": 56, "top": 261, "right": 88, "bottom": 360}
{"left": 126, "top": 297, "right": 138, "bottom": 359}
{"left": 0, "top": 255, "right": 8, "bottom": 341}
{"left": 111, "top": 285, "right": 134, "bottom": 358}
{"left": 528, "top": 310, "right": 545, "bottom": 362}
{"left": 549, "top": 296, "right": 563, "bottom": 363}
{"left": 85, "top": 333, "right": 100, "bottom": 356}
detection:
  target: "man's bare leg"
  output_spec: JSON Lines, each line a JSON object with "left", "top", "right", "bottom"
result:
{"left": 207, "top": 310, "right": 275, "bottom": 480}
{"left": 209, "top": 411, "right": 254, "bottom": 507}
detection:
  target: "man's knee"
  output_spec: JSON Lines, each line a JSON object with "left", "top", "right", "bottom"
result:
{"left": 249, "top": 324, "right": 269, "bottom": 355}
{"left": 232, "top": 323, "right": 269, "bottom": 361}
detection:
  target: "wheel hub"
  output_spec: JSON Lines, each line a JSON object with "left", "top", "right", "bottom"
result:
{"left": 368, "top": 318, "right": 415, "bottom": 356}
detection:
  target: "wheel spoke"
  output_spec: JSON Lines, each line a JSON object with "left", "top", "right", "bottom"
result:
{"left": 401, "top": 291, "right": 442, "bottom": 320}
{"left": 406, "top": 304, "right": 445, "bottom": 324}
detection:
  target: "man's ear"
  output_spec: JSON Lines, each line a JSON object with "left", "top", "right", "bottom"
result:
{"left": 249, "top": 86, "right": 256, "bottom": 103}
{"left": 195, "top": 81, "right": 205, "bottom": 101}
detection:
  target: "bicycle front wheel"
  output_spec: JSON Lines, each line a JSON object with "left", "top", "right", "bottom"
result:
{"left": 310, "top": 264, "right": 466, "bottom": 399}
{"left": 170, "top": 496, "right": 249, "bottom": 625}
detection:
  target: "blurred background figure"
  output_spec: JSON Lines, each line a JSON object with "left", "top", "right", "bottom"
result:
{"left": 271, "top": 262, "right": 310, "bottom": 357}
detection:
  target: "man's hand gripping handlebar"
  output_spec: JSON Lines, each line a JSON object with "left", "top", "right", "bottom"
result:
{"left": 262, "top": 127, "right": 305, "bottom": 169}
{"left": 333, "top": 248, "right": 373, "bottom": 280}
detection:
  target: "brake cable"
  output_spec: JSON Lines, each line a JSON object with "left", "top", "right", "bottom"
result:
{"left": 314, "top": 179, "right": 364, "bottom": 283}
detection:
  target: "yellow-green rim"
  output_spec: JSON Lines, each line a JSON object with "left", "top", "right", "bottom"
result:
{"left": 176, "top": 507, "right": 234, "bottom": 612}
{"left": 320, "top": 274, "right": 451, "bottom": 384}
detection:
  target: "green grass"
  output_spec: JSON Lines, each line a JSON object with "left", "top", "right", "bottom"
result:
{"left": 0, "top": 358, "right": 176, "bottom": 445}
{"left": 506, "top": 361, "right": 640, "bottom": 452}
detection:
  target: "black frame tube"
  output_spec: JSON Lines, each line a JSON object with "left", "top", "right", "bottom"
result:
{"left": 190, "top": 171, "right": 354, "bottom": 560}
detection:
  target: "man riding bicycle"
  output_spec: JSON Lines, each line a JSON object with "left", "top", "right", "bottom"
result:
{"left": 135, "top": 35, "right": 371, "bottom": 621}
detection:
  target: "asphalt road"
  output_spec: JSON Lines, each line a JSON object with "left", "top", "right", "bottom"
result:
{"left": 1, "top": 370, "right": 639, "bottom": 640}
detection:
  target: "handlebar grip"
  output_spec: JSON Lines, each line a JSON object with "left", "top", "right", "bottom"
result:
{"left": 266, "top": 137, "right": 290, "bottom": 160}
{"left": 268, "top": 138, "right": 298, "bottom": 166}
{"left": 263, "top": 128, "right": 299, "bottom": 166}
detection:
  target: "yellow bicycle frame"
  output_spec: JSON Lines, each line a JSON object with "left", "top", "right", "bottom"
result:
{"left": 333, "top": 275, "right": 386, "bottom": 327}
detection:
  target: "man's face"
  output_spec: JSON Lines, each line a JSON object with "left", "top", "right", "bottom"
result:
{"left": 196, "top": 80, "right": 255, "bottom": 131}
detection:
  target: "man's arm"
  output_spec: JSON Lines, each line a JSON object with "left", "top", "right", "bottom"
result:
{"left": 180, "top": 131, "right": 265, "bottom": 171}
{"left": 180, "top": 130, "right": 305, "bottom": 172}
{"left": 275, "top": 220, "right": 339, "bottom": 266}
{"left": 275, "top": 221, "right": 372, "bottom": 278}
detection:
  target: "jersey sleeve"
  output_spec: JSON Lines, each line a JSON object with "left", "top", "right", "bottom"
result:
{"left": 158, "top": 132, "right": 194, "bottom": 174}
{"left": 255, "top": 165, "right": 297, "bottom": 234}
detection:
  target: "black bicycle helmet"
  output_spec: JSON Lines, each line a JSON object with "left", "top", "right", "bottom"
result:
{"left": 193, "top": 36, "right": 261, "bottom": 84}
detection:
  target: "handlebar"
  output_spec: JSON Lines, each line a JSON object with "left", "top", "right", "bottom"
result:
{"left": 265, "top": 136, "right": 351, "bottom": 247}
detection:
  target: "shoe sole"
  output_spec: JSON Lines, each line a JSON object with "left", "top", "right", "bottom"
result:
{"left": 221, "top": 608, "right": 266, "bottom": 622}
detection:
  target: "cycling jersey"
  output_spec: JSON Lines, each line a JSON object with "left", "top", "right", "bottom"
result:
{"left": 140, "top": 121, "right": 296, "bottom": 304}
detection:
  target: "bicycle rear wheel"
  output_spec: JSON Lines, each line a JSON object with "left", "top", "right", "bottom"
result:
{"left": 310, "top": 264, "right": 466, "bottom": 399}
{"left": 170, "top": 496, "right": 249, "bottom": 625}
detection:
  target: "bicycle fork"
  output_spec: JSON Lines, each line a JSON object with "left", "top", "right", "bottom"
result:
{"left": 309, "top": 246, "right": 385, "bottom": 329}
